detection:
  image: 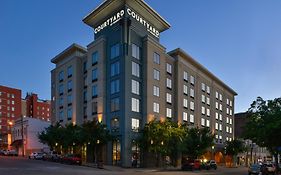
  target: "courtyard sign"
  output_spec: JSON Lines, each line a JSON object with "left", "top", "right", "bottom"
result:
{"left": 94, "top": 8, "right": 160, "bottom": 38}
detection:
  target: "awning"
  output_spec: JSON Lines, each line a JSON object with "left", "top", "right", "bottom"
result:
{"left": 10, "top": 139, "right": 23, "bottom": 146}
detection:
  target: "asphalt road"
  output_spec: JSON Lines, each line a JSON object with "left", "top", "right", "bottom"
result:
{"left": 0, "top": 156, "right": 248, "bottom": 175}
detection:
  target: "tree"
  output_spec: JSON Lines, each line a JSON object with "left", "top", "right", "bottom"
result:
{"left": 225, "top": 139, "right": 246, "bottom": 166}
{"left": 38, "top": 123, "right": 62, "bottom": 150}
{"left": 182, "top": 127, "right": 214, "bottom": 159}
{"left": 244, "top": 97, "right": 281, "bottom": 161}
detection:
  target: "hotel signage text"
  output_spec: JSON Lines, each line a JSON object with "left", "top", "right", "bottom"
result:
{"left": 94, "top": 8, "right": 160, "bottom": 38}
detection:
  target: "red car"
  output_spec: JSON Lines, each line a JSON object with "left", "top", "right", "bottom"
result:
{"left": 182, "top": 158, "right": 202, "bottom": 171}
{"left": 62, "top": 154, "right": 82, "bottom": 165}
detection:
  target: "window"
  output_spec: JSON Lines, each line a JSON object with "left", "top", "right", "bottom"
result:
{"left": 206, "top": 119, "right": 210, "bottom": 127}
{"left": 183, "top": 112, "right": 188, "bottom": 121}
{"left": 132, "top": 98, "right": 140, "bottom": 112}
{"left": 166, "top": 78, "right": 172, "bottom": 89}
{"left": 229, "top": 127, "right": 232, "bottom": 133}
{"left": 67, "top": 66, "right": 73, "bottom": 77}
{"left": 153, "top": 52, "right": 160, "bottom": 64}
{"left": 207, "top": 86, "right": 210, "bottom": 94}
{"left": 230, "top": 100, "right": 233, "bottom": 107}
{"left": 59, "top": 111, "right": 64, "bottom": 121}
{"left": 183, "top": 71, "right": 188, "bottom": 81}
{"left": 11, "top": 107, "right": 15, "bottom": 111}
{"left": 83, "top": 106, "right": 87, "bottom": 117}
{"left": 219, "top": 114, "right": 222, "bottom": 121}
{"left": 132, "top": 62, "right": 140, "bottom": 77}
{"left": 12, "top": 101, "right": 15, "bottom": 105}
{"left": 226, "top": 108, "right": 229, "bottom": 115}
{"left": 230, "top": 109, "right": 233, "bottom": 115}
{"left": 83, "top": 61, "right": 87, "bottom": 73}
{"left": 166, "top": 108, "right": 172, "bottom": 118}
{"left": 67, "top": 80, "right": 72, "bottom": 91}
{"left": 201, "top": 95, "right": 205, "bottom": 103}
{"left": 215, "top": 123, "right": 219, "bottom": 130}
{"left": 92, "top": 68, "right": 98, "bottom": 81}
{"left": 201, "top": 83, "right": 206, "bottom": 91}
{"left": 201, "top": 118, "right": 205, "bottom": 126}
{"left": 92, "top": 52, "right": 99, "bottom": 65}
{"left": 166, "top": 63, "right": 172, "bottom": 74}
{"left": 183, "top": 99, "right": 188, "bottom": 108}
{"left": 111, "top": 62, "right": 120, "bottom": 77}
{"left": 153, "top": 86, "right": 160, "bottom": 97}
{"left": 190, "top": 75, "right": 195, "bottom": 85}
{"left": 219, "top": 124, "right": 222, "bottom": 131}
{"left": 111, "top": 118, "right": 120, "bottom": 129}
{"left": 111, "top": 79, "right": 120, "bottom": 94}
{"left": 59, "top": 71, "right": 64, "bottom": 81}
{"left": 216, "top": 92, "right": 219, "bottom": 99}
{"left": 206, "top": 97, "right": 210, "bottom": 105}
{"left": 190, "top": 88, "right": 194, "bottom": 98}
{"left": 215, "top": 102, "right": 219, "bottom": 109}
{"left": 201, "top": 106, "right": 205, "bottom": 115}
{"left": 190, "top": 114, "right": 194, "bottom": 123}
{"left": 92, "top": 85, "right": 98, "bottom": 97}
{"left": 132, "top": 118, "right": 140, "bottom": 131}
{"left": 11, "top": 94, "right": 15, "bottom": 98}
{"left": 226, "top": 98, "right": 229, "bottom": 105}
{"left": 67, "top": 95, "right": 72, "bottom": 104}
{"left": 226, "top": 126, "right": 229, "bottom": 133}
{"left": 153, "top": 102, "right": 159, "bottom": 113}
{"left": 132, "top": 80, "right": 140, "bottom": 95}
{"left": 219, "top": 104, "right": 222, "bottom": 111}
{"left": 153, "top": 69, "right": 160, "bottom": 80}
{"left": 83, "top": 91, "right": 87, "bottom": 102}
{"left": 230, "top": 118, "right": 233, "bottom": 125}
{"left": 207, "top": 108, "right": 210, "bottom": 117}
{"left": 132, "top": 44, "right": 140, "bottom": 59}
{"left": 92, "top": 102, "right": 98, "bottom": 114}
{"left": 111, "top": 98, "right": 120, "bottom": 112}
{"left": 190, "top": 101, "right": 194, "bottom": 111}
{"left": 111, "top": 43, "right": 120, "bottom": 59}
{"left": 166, "top": 93, "right": 172, "bottom": 104}
{"left": 219, "top": 94, "right": 223, "bottom": 101}
{"left": 59, "top": 84, "right": 64, "bottom": 95}
{"left": 59, "top": 97, "right": 64, "bottom": 107}
{"left": 67, "top": 108, "right": 72, "bottom": 120}
{"left": 183, "top": 85, "right": 188, "bottom": 95}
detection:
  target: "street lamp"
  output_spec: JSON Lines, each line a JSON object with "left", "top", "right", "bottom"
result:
{"left": 212, "top": 145, "right": 215, "bottom": 160}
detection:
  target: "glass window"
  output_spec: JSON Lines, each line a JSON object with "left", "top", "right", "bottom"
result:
{"left": 183, "top": 112, "right": 188, "bottom": 121}
{"left": 67, "top": 95, "right": 72, "bottom": 104}
{"left": 59, "top": 71, "right": 64, "bottom": 81}
{"left": 183, "top": 99, "right": 188, "bottom": 108}
{"left": 67, "top": 80, "right": 72, "bottom": 91}
{"left": 83, "top": 91, "right": 87, "bottom": 102}
{"left": 92, "top": 102, "right": 98, "bottom": 114}
{"left": 92, "top": 52, "right": 99, "bottom": 65}
{"left": 166, "top": 108, "right": 172, "bottom": 118}
{"left": 219, "top": 94, "right": 223, "bottom": 101}
{"left": 153, "top": 102, "right": 159, "bottom": 113}
{"left": 190, "top": 88, "right": 194, "bottom": 98}
{"left": 201, "top": 83, "right": 206, "bottom": 91}
{"left": 166, "top": 93, "right": 172, "bottom": 104}
{"left": 153, "top": 69, "right": 160, "bottom": 80}
{"left": 215, "top": 123, "right": 218, "bottom": 130}
{"left": 166, "top": 63, "right": 172, "bottom": 74}
{"left": 111, "top": 43, "right": 120, "bottom": 59}
{"left": 219, "top": 124, "right": 222, "bottom": 131}
{"left": 59, "top": 97, "right": 64, "bottom": 106}
{"left": 111, "top": 79, "right": 120, "bottom": 94}
{"left": 132, "top": 80, "right": 140, "bottom": 95}
{"left": 206, "top": 119, "right": 210, "bottom": 127}
{"left": 132, "top": 62, "right": 140, "bottom": 77}
{"left": 216, "top": 92, "right": 219, "bottom": 99}
{"left": 153, "top": 86, "right": 160, "bottom": 97}
{"left": 230, "top": 118, "right": 233, "bottom": 125}
{"left": 201, "top": 118, "right": 205, "bottom": 126}
{"left": 207, "top": 108, "right": 210, "bottom": 116}
{"left": 111, "top": 98, "right": 120, "bottom": 112}
{"left": 215, "top": 102, "right": 219, "bottom": 109}
{"left": 132, "top": 118, "right": 140, "bottom": 131}
{"left": 132, "top": 44, "right": 140, "bottom": 60}
{"left": 111, "top": 61, "right": 120, "bottom": 77}
{"left": 67, "top": 66, "right": 73, "bottom": 77}
{"left": 83, "top": 61, "right": 87, "bottom": 72}
{"left": 219, "top": 104, "right": 223, "bottom": 111}
{"left": 59, "top": 111, "right": 64, "bottom": 121}
{"left": 230, "top": 100, "right": 233, "bottom": 107}
{"left": 219, "top": 114, "right": 222, "bottom": 121}
{"left": 206, "top": 86, "right": 210, "bottom": 94}
{"left": 92, "top": 85, "right": 98, "bottom": 97}
{"left": 59, "top": 84, "right": 64, "bottom": 95}
{"left": 153, "top": 52, "right": 160, "bottom": 64}
{"left": 190, "top": 114, "right": 194, "bottom": 123}
{"left": 190, "top": 101, "right": 194, "bottom": 111}
{"left": 111, "top": 118, "right": 120, "bottom": 129}
{"left": 226, "top": 98, "right": 229, "bottom": 105}
{"left": 206, "top": 97, "right": 210, "bottom": 105}
{"left": 190, "top": 75, "right": 195, "bottom": 85}
{"left": 166, "top": 78, "right": 172, "bottom": 89}
{"left": 230, "top": 109, "right": 233, "bottom": 115}
{"left": 183, "top": 85, "right": 188, "bottom": 95}
{"left": 132, "top": 98, "right": 140, "bottom": 112}
{"left": 183, "top": 71, "right": 188, "bottom": 81}
{"left": 201, "top": 106, "right": 205, "bottom": 115}
{"left": 67, "top": 108, "right": 72, "bottom": 120}
{"left": 92, "top": 68, "right": 98, "bottom": 81}
{"left": 201, "top": 94, "right": 205, "bottom": 103}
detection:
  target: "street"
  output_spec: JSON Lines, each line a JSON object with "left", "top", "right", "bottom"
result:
{"left": 0, "top": 156, "right": 248, "bottom": 175}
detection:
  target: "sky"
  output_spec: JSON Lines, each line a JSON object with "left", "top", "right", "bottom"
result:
{"left": 0, "top": 0, "right": 281, "bottom": 113}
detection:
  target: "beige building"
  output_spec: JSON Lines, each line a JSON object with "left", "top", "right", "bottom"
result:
{"left": 51, "top": 0, "right": 237, "bottom": 167}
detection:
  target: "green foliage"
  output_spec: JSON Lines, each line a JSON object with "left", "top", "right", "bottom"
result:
{"left": 244, "top": 97, "right": 281, "bottom": 155}
{"left": 225, "top": 139, "right": 246, "bottom": 156}
{"left": 182, "top": 127, "right": 214, "bottom": 159}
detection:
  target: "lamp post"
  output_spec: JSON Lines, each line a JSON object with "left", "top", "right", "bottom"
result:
{"left": 212, "top": 145, "right": 215, "bottom": 160}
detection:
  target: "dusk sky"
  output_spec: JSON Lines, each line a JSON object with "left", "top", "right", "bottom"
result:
{"left": 1, "top": 0, "right": 281, "bottom": 113}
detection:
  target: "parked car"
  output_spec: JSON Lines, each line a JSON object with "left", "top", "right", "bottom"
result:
{"left": 181, "top": 158, "right": 201, "bottom": 171}
{"left": 248, "top": 164, "right": 261, "bottom": 175}
{"left": 0, "top": 150, "right": 5, "bottom": 155}
{"left": 7, "top": 150, "right": 18, "bottom": 156}
{"left": 61, "top": 154, "right": 82, "bottom": 165}
{"left": 2, "top": 150, "right": 9, "bottom": 156}
{"left": 203, "top": 160, "right": 217, "bottom": 170}
{"left": 43, "top": 151, "right": 61, "bottom": 162}
{"left": 261, "top": 163, "right": 276, "bottom": 175}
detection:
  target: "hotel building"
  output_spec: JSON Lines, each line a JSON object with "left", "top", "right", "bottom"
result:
{"left": 51, "top": 0, "right": 237, "bottom": 167}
